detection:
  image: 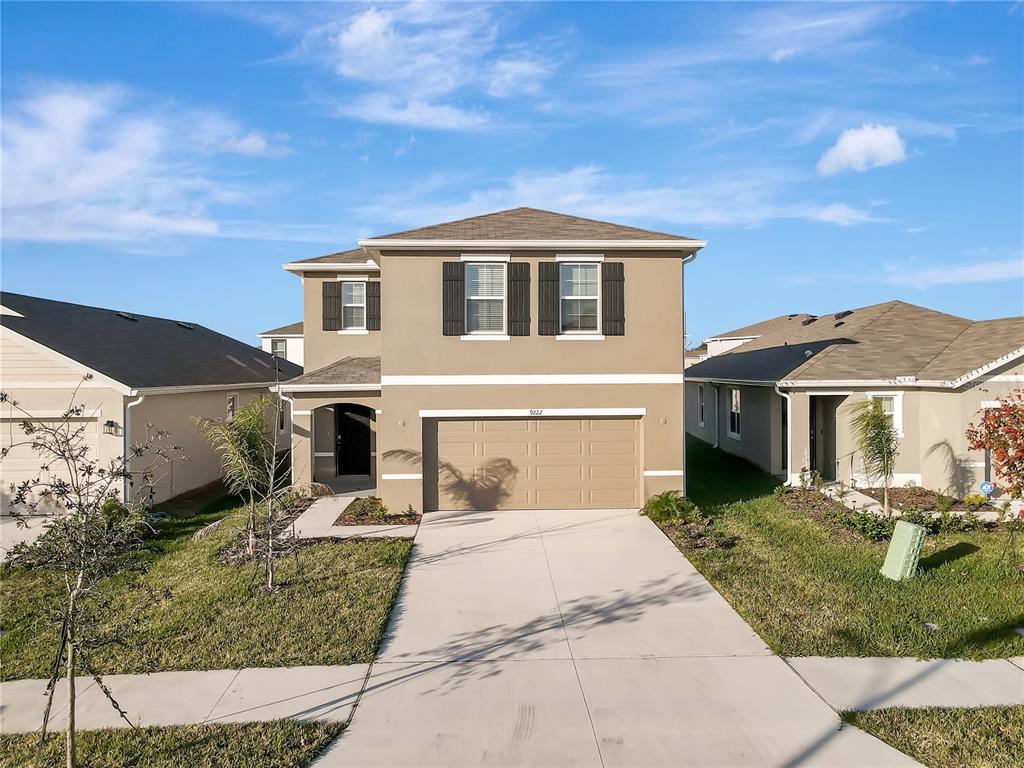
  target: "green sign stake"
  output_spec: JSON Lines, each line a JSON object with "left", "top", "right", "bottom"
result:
{"left": 881, "top": 520, "right": 927, "bottom": 581}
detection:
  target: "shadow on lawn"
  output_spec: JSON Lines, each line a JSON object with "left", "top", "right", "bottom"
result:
{"left": 919, "top": 542, "right": 980, "bottom": 572}
{"left": 685, "top": 435, "right": 780, "bottom": 511}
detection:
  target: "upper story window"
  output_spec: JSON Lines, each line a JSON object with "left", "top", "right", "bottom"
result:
{"left": 271, "top": 338, "right": 287, "bottom": 358}
{"left": 559, "top": 263, "right": 599, "bottom": 333}
{"left": 342, "top": 282, "right": 366, "bottom": 330}
{"left": 465, "top": 262, "right": 506, "bottom": 334}
{"left": 728, "top": 387, "right": 741, "bottom": 439}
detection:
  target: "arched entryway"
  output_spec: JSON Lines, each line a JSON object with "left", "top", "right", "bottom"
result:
{"left": 312, "top": 402, "right": 376, "bottom": 491}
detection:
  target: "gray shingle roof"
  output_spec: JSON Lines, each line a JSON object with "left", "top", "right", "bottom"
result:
{"left": 293, "top": 247, "right": 374, "bottom": 266}
{"left": 687, "top": 301, "right": 1023, "bottom": 385}
{"left": 1, "top": 292, "right": 302, "bottom": 389}
{"left": 259, "top": 321, "right": 303, "bottom": 336}
{"left": 284, "top": 356, "right": 380, "bottom": 387}
{"left": 372, "top": 207, "right": 696, "bottom": 241}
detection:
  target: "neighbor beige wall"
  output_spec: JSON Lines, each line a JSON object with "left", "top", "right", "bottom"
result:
{"left": 301, "top": 270, "right": 382, "bottom": 372}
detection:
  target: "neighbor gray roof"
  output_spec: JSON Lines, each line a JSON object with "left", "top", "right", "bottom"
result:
{"left": 687, "top": 301, "right": 1024, "bottom": 386}
{"left": 372, "top": 207, "right": 697, "bottom": 242}
{"left": 0, "top": 292, "right": 302, "bottom": 389}
{"left": 283, "top": 356, "right": 380, "bottom": 387}
{"left": 259, "top": 321, "right": 303, "bottom": 336}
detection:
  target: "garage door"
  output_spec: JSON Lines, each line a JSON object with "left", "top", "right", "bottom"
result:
{"left": 429, "top": 417, "right": 642, "bottom": 511}
{"left": 1, "top": 417, "right": 99, "bottom": 514}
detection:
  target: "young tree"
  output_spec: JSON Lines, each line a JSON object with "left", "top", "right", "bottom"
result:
{"left": 966, "top": 388, "right": 1024, "bottom": 499}
{"left": 1, "top": 378, "right": 181, "bottom": 768}
{"left": 849, "top": 398, "right": 900, "bottom": 516}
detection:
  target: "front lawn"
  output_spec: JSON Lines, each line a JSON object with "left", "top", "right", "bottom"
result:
{"left": 678, "top": 436, "right": 1023, "bottom": 659}
{"left": 844, "top": 706, "right": 1024, "bottom": 768}
{"left": 0, "top": 720, "right": 342, "bottom": 768}
{"left": 1, "top": 486, "right": 412, "bottom": 680}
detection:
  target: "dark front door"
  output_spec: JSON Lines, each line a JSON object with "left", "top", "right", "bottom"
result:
{"left": 809, "top": 399, "right": 818, "bottom": 472}
{"left": 336, "top": 406, "right": 371, "bottom": 476}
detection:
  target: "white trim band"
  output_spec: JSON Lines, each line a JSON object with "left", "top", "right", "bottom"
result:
{"left": 555, "top": 253, "right": 604, "bottom": 262}
{"left": 643, "top": 470, "right": 685, "bottom": 477}
{"left": 313, "top": 452, "right": 334, "bottom": 458}
{"left": 283, "top": 262, "right": 379, "bottom": 273}
{"left": 382, "top": 473, "right": 423, "bottom": 481}
{"left": 556, "top": 334, "right": 605, "bottom": 342}
{"left": 459, "top": 334, "right": 511, "bottom": 342}
{"left": 420, "top": 407, "right": 646, "bottom": 418}
{"left": 337, "top": 329, "right": 370, "bottom": 335}
{"left": 460, "top": 253, "right": 510, "bottom": 262}
{"left": 280, "top": 384, "right": 382, "bottom": 392}
{"left": 384, "top": 374, "right": 683, "bottom": 386}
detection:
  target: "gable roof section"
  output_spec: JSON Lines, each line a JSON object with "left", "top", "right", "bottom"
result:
{"left": 280, "top": 356, "right": 381, "bottom": 391}
{"left": 0, "top": 293, "right": 302, "bottom": 391}
{"left": 259, "top": 321, "right": 303, "bottom": 337}
{"left": 366, "top": 207, "right": 697, "bottom": 242}
{"left": 687, "top": 300, "right": 1023, "bottom": 388}
{"left": 291, "top": 247, "right": 375, "bottom": 266}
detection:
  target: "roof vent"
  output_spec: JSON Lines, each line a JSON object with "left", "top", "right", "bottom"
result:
{"left": 804, "top": 349, "right": 813, "bottom": 358}
{"left": 176, "top": 322, "right": 194, "bottom": 330}
{"left": 834, "top": 310, "right": 853, "bottom": 320}
{"left": 834, "top": 321, "right": 845, "bottom": 328}
{"left": 801, "top": 316, "right": 818, "bottom": 326}
{"left": 116, "top": 312, "right": 138, "bottom": 322}
{"left": 787, "top": 314, "right": 798, "bottom": 319}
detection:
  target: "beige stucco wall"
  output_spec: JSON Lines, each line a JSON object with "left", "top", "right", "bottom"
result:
{"left": 300, "top": 270, "right": 381, "bottom": 372}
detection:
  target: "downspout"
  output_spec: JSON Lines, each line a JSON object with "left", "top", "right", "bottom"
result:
{"left": 774, "top": 384, "right": 792, "bottom": 485}
{"left": 124, "top": 393, "right": 145, "bottom": 502}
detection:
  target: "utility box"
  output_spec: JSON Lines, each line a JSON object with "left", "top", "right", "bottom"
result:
{"left": 881, "top": 520, "right": 927, "bottom": 581}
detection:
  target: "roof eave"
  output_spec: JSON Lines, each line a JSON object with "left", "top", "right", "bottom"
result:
{"left": 358, "top": 238, "right": 707, "bottom": 252}
{"left": 282, "top": 261, "right": 380, "bottom": 273}
{"left": 277, "top": 383, "right": 382, "bottom": 393}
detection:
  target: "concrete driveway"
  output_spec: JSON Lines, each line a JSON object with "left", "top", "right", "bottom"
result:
{"left": 317, "top": 509, "right": 916, "bottom": 767}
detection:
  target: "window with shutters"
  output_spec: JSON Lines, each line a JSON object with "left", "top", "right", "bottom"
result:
{"left": 464, "top": 263, "right": 506, "bottom": 334}
{"left": 341, "top": 282, "right": 366, "bottom": 330}
{"left": 559, "top": 263, "right": 600, "bottom": 333}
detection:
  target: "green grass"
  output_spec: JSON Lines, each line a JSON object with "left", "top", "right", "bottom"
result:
{"left": 844, "top": 706, "right": 1024, "bottom": 768}
{"left": 680, "top": 435, "right": 1023, "bottom": 659}
{"left": 0, "top": 720, "right": 342, "bottom": 768}
{"left": 1, "top": 485, "right": 412, "bottom": 680}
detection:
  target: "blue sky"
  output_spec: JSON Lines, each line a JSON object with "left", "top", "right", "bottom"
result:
{"left": 2, "top": 1, "right": 1021, "bottom": 347}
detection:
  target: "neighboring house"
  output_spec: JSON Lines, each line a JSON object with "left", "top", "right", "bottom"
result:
{"left": 0, "top": 293, "right": 301, "bottom": 512}
{"left": 684, "top": 344, "right": 708, "bottom": 368}
{"left": 279, "top": 207, "right": 706, "bottom": 512}
{"left": 259, "top": 321, "right": 304, "bottom": 367}
{"left": 685, "top": 300, "right": 1024, "bottom": 496}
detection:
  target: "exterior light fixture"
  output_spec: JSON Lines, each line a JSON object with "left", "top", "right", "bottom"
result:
{"left": 103, "top": 420, "right": 119, "bottom": 435}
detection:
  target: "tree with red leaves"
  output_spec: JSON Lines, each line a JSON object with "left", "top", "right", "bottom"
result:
{"left": 966, "top": 388, "right": 1024, "bottom": 499}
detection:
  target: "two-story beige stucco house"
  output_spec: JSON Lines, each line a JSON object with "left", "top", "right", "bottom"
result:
{"left": 685, "top": 301, "right": 1024, "bottom": 497}
{"left": 258, "top": 321, "right": 304, "bottom": 367}
{"left": 279, "top": 208, "right": 705, "bottom": 512}
{"left": 1, "top": 293, "right": 301, "bottom": 512}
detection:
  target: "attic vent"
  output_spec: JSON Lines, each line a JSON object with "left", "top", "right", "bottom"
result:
{"left": 834, "top": 310, "right": 853, "bottom": 320}
{"left": 834, "top": 321, "right": 845, "bottom": 328}
{"left": 787, "top": 314, "right": 798, "bottom": 319}
{"left": 116, "top": 312, "right": 138, "bottom": 322}
{"left": 176, "top": 322, "right": 194, "bottom": 330}
{"left": 801, "top": 316, "right": 818, "bottom": 326}
{"left": 804, "top": 349, "right": 813, "bottom": 358}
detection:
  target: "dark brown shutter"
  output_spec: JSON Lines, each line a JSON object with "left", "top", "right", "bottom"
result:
{"left": 323, "top": 282, "right": 342, "bottom": 331}
{"left": 602, "top": 262, "right": 625, "bottom": 336}
{"left": 538, "top": 262, "right": 559, "bottom": 336}
{"left": 442, "top": 262, "right": 465, "bottom": 336}
{"left": 507, "top": 262, "right": 531, "bottom": 336}
{"left": 366, "top": 281, "right": 381, "bottom": 331}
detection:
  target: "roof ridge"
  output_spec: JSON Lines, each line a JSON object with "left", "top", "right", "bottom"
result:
{"left": 0, "top": 291, "right": 207, "bottom": 330}
{"left": 912, "top": 317, "right": 979, "bottom": 378}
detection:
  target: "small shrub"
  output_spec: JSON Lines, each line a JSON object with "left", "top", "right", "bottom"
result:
{"left": 642, "top": 490, "right": 701, "bottom": 524}
{"left": 835, "top": 482, "right": 850, "bottom": 502}
{"left": 938, "top": 510, "right": 982, "bottom": 533}
{"left": 963, "top": 493, "right": 989, "bottom": 512}
{"left": 346, "top": 496, "right": 388, "bottom": 520}
{"left": 935, "top": 494, "right": 954, "bottom": 515}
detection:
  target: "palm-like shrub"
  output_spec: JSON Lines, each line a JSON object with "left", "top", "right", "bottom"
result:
{"left": 849, "top": 399, "right": 900, "bottom": 517}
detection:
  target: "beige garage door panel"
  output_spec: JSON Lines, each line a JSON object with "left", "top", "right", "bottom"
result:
{"left": 433, "top": 417, "right": 642, "bottom": 510}
{"left": 1, "top": 418, "right": 99, "bottom": 514}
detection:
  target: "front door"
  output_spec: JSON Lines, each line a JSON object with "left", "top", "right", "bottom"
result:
{"left": 336, "top": 406, "right": 371, "bottom": 476}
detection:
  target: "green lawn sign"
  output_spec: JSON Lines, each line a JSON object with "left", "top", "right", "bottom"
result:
{"left": 881, "top": 520, "right": 928, "bottom": 581}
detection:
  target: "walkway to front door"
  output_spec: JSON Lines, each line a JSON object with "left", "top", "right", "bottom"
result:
{"left": 315, "top": 509, "right": 915, "bottom": 766}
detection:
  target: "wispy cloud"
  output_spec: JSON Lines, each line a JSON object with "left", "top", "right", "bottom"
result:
{"left": 1, "top": 82, "right": 293, "bottom": 242}
{"left": 886, "top": 257, "right": 1024, "bottom": 289}
{"left": 817, "top": 123, "right": 908, "bottom": 175}
{"left": 355, "top": 164, "right": 882, "bottom": 231}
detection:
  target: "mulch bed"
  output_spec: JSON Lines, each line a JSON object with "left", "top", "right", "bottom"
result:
{"left": 861, "top": 487, "right": 968, "bottom": 511}
{"left": 776, "top": 488, "right": 863, "bottom": 544}
{"left": 334, "top": 496, "right": 421, "bottom": 526}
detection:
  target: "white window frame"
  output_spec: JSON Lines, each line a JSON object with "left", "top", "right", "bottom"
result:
{"left": 226, "top": 394, "right": 238, "bottom": 421}
{"left": 697, "top": 383, "right": 705, "bottom": 427}
{"left": 866, "top": 391, "right": 904, "bottom": 438}
{"left": 558, "top": 261, "right": 602, "bottom": 336}
{"left": 463, "top": 261, "right": 508, "bottom": 338}
{"left": 270, "top": 338, "right": 287, "bottom": 358}
{"left": 727, "top": 387, "right": 741, "bottom": 440}
{"left": 340, "top": 281, "right": 367, "bottom": 331}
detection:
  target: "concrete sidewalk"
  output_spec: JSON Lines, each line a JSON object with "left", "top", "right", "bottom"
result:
{"left": 0, "top": 665, "right": 368, "bottom": 734}
{"left": 788, "top": 656, "right": 1024, "bottom": 711}
{"left": 287, "top": 493, "right": 418, "bottom": 540}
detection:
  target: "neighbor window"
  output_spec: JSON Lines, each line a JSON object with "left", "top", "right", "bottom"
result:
{"left": 559, "top": 263, "right": 599, "bottom": 333}
{"left": 226, "top": 394, "right": 238, "bottom": 421}
{"left": 270, "top": 338, "right": 287, "bottom": 358}
{"left": 342, "top": 282, "right": 366, "bottom": 330}
{"left": 868, "top": 393, "right": 903, "bottom": 437}
{"left": 465, "top": 262, "right": 506, "bottom": 334}
{"left": 728, "top": 388, "right": 741, "bottom": 439}
{"left": 697, "top": 383, "right": 705, "bottom": 427}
